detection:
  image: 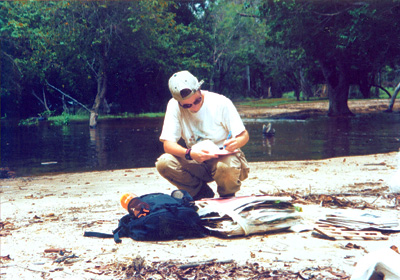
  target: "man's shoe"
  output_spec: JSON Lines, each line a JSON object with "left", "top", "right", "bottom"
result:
{"left": 219, "top": 193, "right": 235, "bottom": 199}
{"left": 193, "top": 184, "right": 215, "bottom": 200}
{"left": 171, "top": 190, "right": 195, "bottom": 205}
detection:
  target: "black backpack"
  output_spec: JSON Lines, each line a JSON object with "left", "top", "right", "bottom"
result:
{"left": 84, "top": 191, "right": 208, "bottom": 243}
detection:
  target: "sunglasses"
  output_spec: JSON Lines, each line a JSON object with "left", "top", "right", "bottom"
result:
{"left": 179, "top": 96, "right": 202, "bottom": 109}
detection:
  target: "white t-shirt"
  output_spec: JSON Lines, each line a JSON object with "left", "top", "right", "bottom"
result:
{"left": 160, "top": 91, "right": 246, "bottom": 148}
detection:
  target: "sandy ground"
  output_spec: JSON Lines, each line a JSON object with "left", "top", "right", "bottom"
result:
{"left": 1, "top": 99, "right": 400, "bottom": 279}
{"left": 1, "top": 152, "right": 400, "bottom": 279}
{"left": 236, "top": 98, "right": 399, "bottom": 118}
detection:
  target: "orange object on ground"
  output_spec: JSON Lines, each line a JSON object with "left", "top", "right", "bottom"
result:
{"left": 120, "top": 193, "right": 138, "bottom": 210}
{"left": 120, "top": 193, "right": 150, "bottom": 218}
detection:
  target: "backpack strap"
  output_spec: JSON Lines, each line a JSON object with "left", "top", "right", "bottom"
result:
{"left": 112, "top": 226, "right": 123, "bottom": 244}
{"left": 83, "top": 231, "right": 114, "bottom": 239}
{"left": 83, "top": 228, "right": 123, "bottom": 244}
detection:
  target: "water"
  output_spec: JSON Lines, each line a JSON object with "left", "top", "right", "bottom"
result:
{"left": 244, "top": 114, "right": 400, "bottom": 161}
{"left": 1, "top": 113, "right": 399, "bottom": 177}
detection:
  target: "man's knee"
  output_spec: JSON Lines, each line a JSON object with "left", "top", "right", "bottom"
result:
{"left": 216, "top": 156, "right": 241, "bottom": 172}
{"left": 155, "top": 153, "right": 177, "bottom": 176}
{"left": 216, "top": 161, "right": 240, "bottom": 179}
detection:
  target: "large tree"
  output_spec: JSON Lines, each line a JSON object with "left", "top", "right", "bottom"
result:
{"left": 1, "top": 0, "right": 202, "bottom": 123}
{"left": 0, "top": 1, "right": 75, "bottom": 118}
{"left": 260, "top": 0, "right": 400, "bottom": 116}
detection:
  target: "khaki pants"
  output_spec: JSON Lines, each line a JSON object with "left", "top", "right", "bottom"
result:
{"left": 155, "top": 150, "right": 250, "bottom": 197}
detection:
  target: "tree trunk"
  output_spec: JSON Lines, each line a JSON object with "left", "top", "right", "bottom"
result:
{"left": 294, "top": 87, "right": 300, "bottom": 101}
{"left": 102, "top": 98, "right": 110, "bottom": 114}
{"left": 319, "top": 59, "right": 354, "bottom": 117}
{"left": 386, "top": 81, "right": 400, "bottom": 112}
{"left": 327, "top": 84, "right": 353, "bottom": 116}
{"left": 62, "top": 95, "right": 69, "bottom": 114}
{"left": 90, "top": 71, "right": 107, "bottom": 128}
{"left": 209, "top": 70, "right": 215, "bottom": 92}
{"left": 358, "top": 71, "right": 371, "bottom": 99}
{"left": 89, "top": 48, "right": 108, "bottom": 128}
{"left": 374, "top": 71, "right": 381, "bottom": 97}
{"left": 267, "top": 86, "right": 272, "bottom": 98}
{"left": 246, "top": 65, "right": 251, "bottom": 95}
{"left": 300, "top": 69, "right": 313, "bottom": 101}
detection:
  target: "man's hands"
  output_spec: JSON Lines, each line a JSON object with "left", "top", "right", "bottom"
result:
{"left": 163, "top": 129, "right": 250, "bottom": 164}
{"left": 223, "top": 138, "right": 239, "bottom": 152}
{"left": 190, "top": 149, "right": 219, "bottom": 163}
{"left": 223, "top": 130, "right": 250, "bottom": 152}
{"left": 163, "top": 140, "right": 218, "bottom": 163}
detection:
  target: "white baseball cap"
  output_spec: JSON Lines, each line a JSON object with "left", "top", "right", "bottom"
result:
{"left": 168, "top": 70, "right": 204, "bottom": 102}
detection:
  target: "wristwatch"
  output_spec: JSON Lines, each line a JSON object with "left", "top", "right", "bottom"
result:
{"left": 185, "top": 148, "right": 192, "bottom": 160}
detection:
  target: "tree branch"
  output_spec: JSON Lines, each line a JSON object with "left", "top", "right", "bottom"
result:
{"left": 31, "top": 90, "right": 46, "bottom": 107}
{"left": 371, "top": 84, "right": 391, "bottom": 98}
{"left": 45, "top": 80, "right": 91, "bottom": 112}
{"left": 42, "top": 87, "right": 50, "bottom": 111}
{"left": 31, "top": 89, "right": 50, "bottom": 111}
{"left": 386, "top": 81, "right": 400, "bottom": 112}
{"left": 2, "top": 51, "right": 22, "bottom": 75}
{"left": 237, "top": 13, "right": 267, "bottom": 19}
{"left": 312, "top": 2, "right": 368, "bottom": 17}
{"left": 86, "top": 58, "right": 99, "bottom": 78}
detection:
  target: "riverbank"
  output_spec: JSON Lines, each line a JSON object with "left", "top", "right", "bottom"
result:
{"left": 1, "top": 151, "right": 399, "bottom": 279}
{"left": 236, "top": 98, "right": 400, "bottom": 118}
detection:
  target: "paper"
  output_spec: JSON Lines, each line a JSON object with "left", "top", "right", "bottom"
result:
{"left": 191, "top": 140, "right": 238, "bottom": 156}
{"left": 318, "top": 210, "right": 400, "bottom": 231}
{"left": 195, "top": 195, "right": 301, "bottom": 237}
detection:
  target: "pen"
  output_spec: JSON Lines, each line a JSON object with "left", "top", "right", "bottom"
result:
{"left": 224, "top": 131, "right": 232, "bottom": 149}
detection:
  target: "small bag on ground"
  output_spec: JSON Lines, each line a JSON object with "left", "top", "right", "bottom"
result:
{"left": 84, "top": 191, "right": 208, "bottom": 243}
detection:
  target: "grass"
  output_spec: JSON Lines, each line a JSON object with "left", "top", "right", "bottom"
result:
{"left": 236, "top": 97, "right": 298, "bottom": 107}
{"left": 18, "top": 111, "right": 166, "bottom": 126}
{"left": 46, "top": 111, "right": 165, "bottom": 126}
{"left": 98, "top": 112, "right": 165, "bottom": 119}
{"left": 235, "top": 89, "right": 392, "bottom": 108}
{"left": 235, "top": 92, "right": 328, "bottom": 107}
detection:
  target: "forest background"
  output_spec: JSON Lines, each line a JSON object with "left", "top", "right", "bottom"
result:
{"left": 1, "top": 0, "right": 400, "bottom": 127}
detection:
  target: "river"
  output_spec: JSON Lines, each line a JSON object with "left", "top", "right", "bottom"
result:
{"left": 1, "top": 113, "right": 399, "bottom": 177}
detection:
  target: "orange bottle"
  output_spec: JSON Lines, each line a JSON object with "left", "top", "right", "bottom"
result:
{"left": 120, "top": 193, "right": 150, "bottom": 218}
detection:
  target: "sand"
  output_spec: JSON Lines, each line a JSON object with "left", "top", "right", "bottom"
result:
{"left": 1, "top": 151, "right": 400, "bottom": 279}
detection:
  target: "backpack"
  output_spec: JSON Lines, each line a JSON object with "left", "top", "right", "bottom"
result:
{"left": 84, "top": 191, "right": 208, "bottom": 243}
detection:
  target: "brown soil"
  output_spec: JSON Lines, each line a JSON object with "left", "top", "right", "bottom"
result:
{"left": 236, "top": 98, "right": 400, "bottom": 118}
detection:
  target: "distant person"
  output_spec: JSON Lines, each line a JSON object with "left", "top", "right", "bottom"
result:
{"left": 156, "top": 70, "right": 250, "bottom": 200}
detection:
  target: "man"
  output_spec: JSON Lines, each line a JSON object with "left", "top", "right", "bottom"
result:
{"left": 156, "top": 70, "right": 250, "bottom": 200}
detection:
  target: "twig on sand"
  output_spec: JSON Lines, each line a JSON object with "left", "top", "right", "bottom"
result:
{"left": 178, "top": 259, "right": 234, "bottom": 269}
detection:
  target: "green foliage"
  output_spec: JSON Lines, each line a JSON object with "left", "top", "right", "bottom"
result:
{"left": 39, "top": 110, "right": 55, "bottom": 118}
{"left": 18, "top": 117, "right": 39, "bottom": 126}
{"left": 134, "top": 112, "right": 165, "bottom": 118}
{"left": 42, "top": 111, "right": 165, "bottom": 127}
{"left": 48, "top": 112, "right": 85, "bottom": 125}
{"left": 259, "top": 0, "right": 400, "bottom": 114}
{"left": 261, "top": 0, "right": 400, "bottom": 74}
{"left": 2, "top": 0, "right": 400, "bottom": 120}
{"left": 1, "top": 1, "right": 70, "bottom": 78}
